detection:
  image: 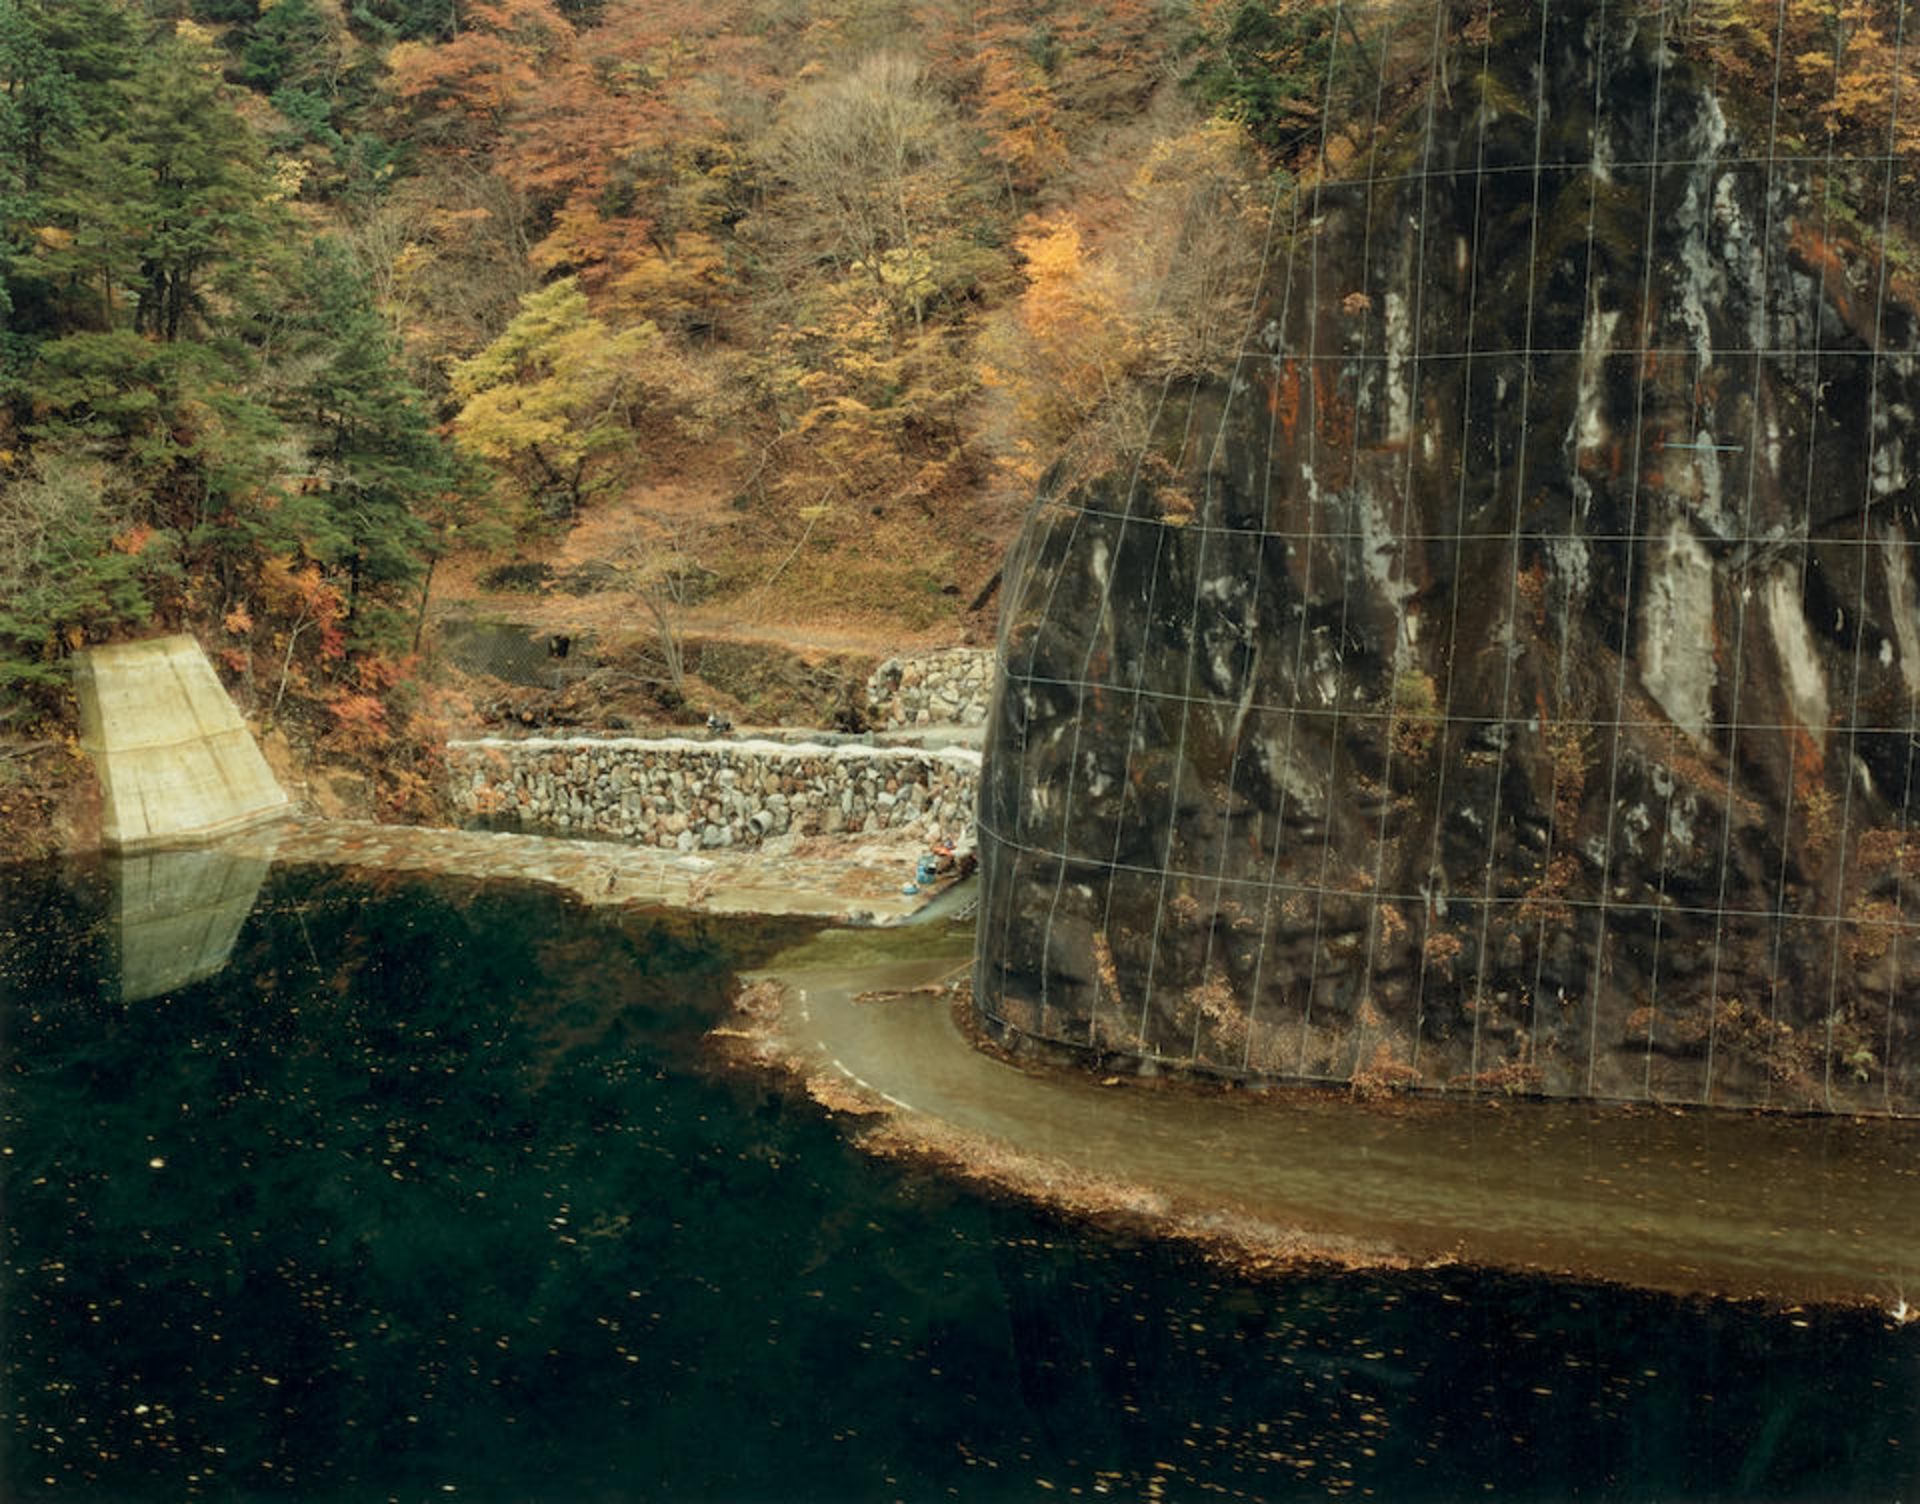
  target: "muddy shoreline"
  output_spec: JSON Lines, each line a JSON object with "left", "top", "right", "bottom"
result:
{"left": 86, "top": 806, "right": 1919, "bottom": 1317}
{"left": 715, "top": 939, "right": 1920, "bottom": 1317}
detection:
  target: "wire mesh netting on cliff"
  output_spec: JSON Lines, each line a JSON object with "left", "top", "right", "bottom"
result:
{"left": 975, "top": 0, "right": 1920, "bottom": 1114}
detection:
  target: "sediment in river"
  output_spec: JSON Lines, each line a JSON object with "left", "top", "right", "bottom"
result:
{"left": 730, "top": 932, "right": 1920, "bottom": 1311}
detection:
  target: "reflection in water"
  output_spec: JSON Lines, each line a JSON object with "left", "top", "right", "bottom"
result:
{"left": 1, "top": 861, "right": 1915, "bottom": 1502}
{"left": 108, "top": 842, "right": 275, "bottom": 1003}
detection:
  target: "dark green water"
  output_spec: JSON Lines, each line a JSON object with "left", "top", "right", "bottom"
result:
{"left": 2, "top": 860, "right": 1916, "bottom": 1503}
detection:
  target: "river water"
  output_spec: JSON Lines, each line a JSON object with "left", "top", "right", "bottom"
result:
{"left": 2, "top": 857, "right": 1916, "bottom": 1501}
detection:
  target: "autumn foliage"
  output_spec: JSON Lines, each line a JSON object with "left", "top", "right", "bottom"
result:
{"left": 12, "top": 0, "right": 1912, "bottom": 785}
{"left": 363, "top": 0, "right": 1274, "bottom": 572}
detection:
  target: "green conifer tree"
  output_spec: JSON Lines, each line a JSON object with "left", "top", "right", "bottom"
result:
{"left": 288, "top": 239, "right": 453, "bottom": 646}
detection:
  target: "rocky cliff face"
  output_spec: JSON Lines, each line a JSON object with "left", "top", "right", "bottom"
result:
{"left": 975, "top": 0, "right": 1920, "bottom": 1113}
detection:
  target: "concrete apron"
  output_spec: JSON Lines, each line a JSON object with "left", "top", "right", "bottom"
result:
{"left": 74, "top": 635, "right": 290, "bottom": 850}
{"left": 216, "top": 818, "right": 966, "bottom": 926}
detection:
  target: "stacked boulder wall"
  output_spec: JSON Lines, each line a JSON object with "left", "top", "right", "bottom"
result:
{"left": 975, "top": 0, "right": 1920, "bottom": 1113}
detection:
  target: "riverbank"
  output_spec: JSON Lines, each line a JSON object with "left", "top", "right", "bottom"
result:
{"left": 723, "top": 927, "right": 1920, "bottom": 1314}
{"left": 60, "top": 800, "right": 1920, "bottom": 1315}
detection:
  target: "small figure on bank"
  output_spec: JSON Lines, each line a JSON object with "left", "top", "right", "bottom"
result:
{"left": 706, "top": 711, "right": 733, "bottom": 736}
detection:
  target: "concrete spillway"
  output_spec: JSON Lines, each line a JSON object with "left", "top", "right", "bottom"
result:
{"left": 74, "top": 635, "right": 289, "bottom": 850}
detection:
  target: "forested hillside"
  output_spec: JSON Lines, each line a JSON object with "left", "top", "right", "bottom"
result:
{"left": 0, "top": 0, "right": 1273, "bottom": 822}
{"left": 3, "top": 0, "right": 1914, "bottom": 838}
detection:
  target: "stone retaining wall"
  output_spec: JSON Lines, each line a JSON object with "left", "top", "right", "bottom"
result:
{"left": 866, "top": 649, "right": 994, "bottom": 729}
{"left": 448, "top": 736, "right": 980, "bottom": 851}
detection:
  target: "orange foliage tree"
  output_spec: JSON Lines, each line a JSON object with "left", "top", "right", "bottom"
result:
{"left": 978, "top": 215, "right": 1140, "bottom": 478}
{"left": 386, "top": 0, "right": 762, "bottom": 306}
{"left": 920, "top": 0, "right": 1163, "bottom": 192}
{"left": 1683, "top": 0, "right": 1920, "bottom": 155}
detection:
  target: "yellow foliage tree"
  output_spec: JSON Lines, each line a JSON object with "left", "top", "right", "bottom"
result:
{"left": 449, "top": 277, "right": 660, "bottom": 520}
{"left": 978, "top": 215, "right": 1139, "bottom": 476}
{"left": 1118, "top": 117, "right": 1267, "bottom": 375}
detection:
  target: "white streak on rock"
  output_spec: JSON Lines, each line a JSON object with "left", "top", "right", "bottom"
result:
{"left": 1639, "top": 519, "right": 1718, "bottom": 744}
{"left": 1764, "top": 570, "right": 1831, "bottom": 748}
{"left": 1881, "top": 524, "right": 1920, "bottom": 701}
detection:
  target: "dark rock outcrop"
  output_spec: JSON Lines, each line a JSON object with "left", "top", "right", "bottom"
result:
{"left": 975, "top": 0, "right": 1920, "bottom": 1113}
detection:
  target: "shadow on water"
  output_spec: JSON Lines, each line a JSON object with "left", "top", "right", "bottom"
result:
{"left": 1, "top": 858, "right": 1916, "bottom": 1502}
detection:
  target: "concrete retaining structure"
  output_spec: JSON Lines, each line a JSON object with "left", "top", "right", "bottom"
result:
{"left": 866, "top": 649, "right": 994, "bottom": 730}
{"left": 75, "top": 635, "right": 290, "bottom": 849}
{"left": 448, "top": 735, "right": 980, "bottom": 851}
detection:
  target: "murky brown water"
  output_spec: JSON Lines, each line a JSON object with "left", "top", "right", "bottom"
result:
{"left": 772, "top": 947, "right": 1920, "bottom": 1308}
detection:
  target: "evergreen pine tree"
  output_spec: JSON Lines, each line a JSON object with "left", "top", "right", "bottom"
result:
{"left": 289, "top": 239, "right": 452, "bottom": 646}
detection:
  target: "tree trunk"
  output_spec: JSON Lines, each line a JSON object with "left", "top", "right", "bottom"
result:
{"left": 412, "top": 554, "right": 438, "bottom": 654}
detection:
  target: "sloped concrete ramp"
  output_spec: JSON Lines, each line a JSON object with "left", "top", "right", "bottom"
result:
{"left": 75, "top": 635, "right": 289, "bottom": 849}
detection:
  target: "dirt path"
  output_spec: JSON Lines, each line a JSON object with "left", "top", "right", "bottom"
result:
{"left": 430, "top": 579, "right": 960, "bottom": 661}
{"left": 671, "top": 609, "right": 958, "bottom": 659}
{"left": 426, "top": 485, "right": 975, "bottom": 664}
